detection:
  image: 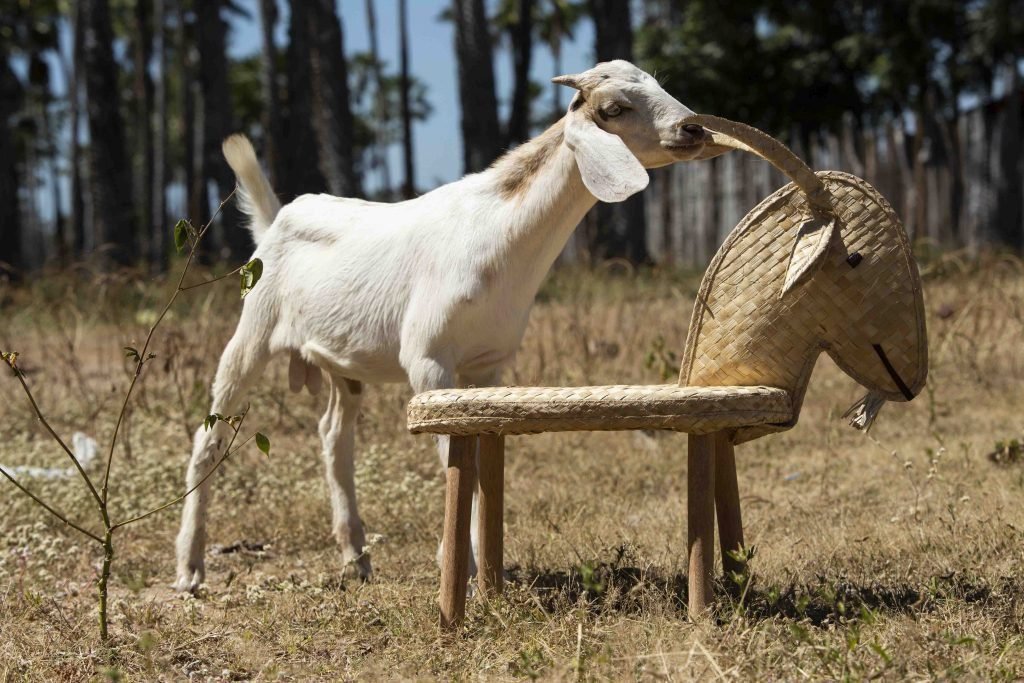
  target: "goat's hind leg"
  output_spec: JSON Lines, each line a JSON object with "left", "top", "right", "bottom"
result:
{"left": 319, "top": 374, "right": 371, "bottom": 579}
{"left": 174, "top": 332, "right": 269, "bottom": 592}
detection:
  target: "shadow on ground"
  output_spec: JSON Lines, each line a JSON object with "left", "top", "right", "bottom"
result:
{"left": 507, "top": 556, "right": 1008, "bottom": 627}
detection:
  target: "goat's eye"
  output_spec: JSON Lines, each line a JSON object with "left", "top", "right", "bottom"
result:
{"left": 603, "top": 103, "right": 623, "bottom": 117}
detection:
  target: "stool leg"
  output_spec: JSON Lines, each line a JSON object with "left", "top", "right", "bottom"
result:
{"left": 714, "top": 432, "right": 745, "bottom": 577}
{"left": 439, "top": 435, "right": 476, "bottom": 629}
{"left": 687, "top": 433, "right": 716, "bottom": 620}
{"left": 477, "top": 434, "right": 505, "bottom": 596}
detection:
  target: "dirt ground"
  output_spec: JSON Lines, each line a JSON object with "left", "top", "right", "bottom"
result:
{"left": 1, "top": 256, "right": 1024, "bottom": 681}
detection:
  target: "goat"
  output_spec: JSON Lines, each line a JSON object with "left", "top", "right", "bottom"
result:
{"left": 174, "top": 60, "right": 723, "bottom": 592}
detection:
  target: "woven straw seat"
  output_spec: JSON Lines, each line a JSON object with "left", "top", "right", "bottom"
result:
{"left": 414, "top": 113, "right": 930, "bottom": 629}
{"left": 408, "top": 384, "right": 792, "bottom": 436}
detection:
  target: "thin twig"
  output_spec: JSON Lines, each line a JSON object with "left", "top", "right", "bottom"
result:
{"left": 179, "top": 263, "right": 245, "bottom": 292}
{"left": 101, "top": 190, "right": 235, "bottom": 502}
{"left": 112, "top": 407, "right": 251, "bottom": 530}
{"left": 6, "top": 366, "right": 104, "bottom": 509}
{"left": 0, "top": 467, "right": 103, "bottom": 543}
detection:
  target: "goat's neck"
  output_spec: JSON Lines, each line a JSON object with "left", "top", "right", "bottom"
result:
{"left": 478, "top": 120, "right": 596, "bottom": 294}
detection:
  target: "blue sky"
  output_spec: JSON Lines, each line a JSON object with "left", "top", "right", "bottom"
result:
{"left": 230, "top": 0, "right": 597, "bottom": 191}
{"left": 21, "top": 1, "right": 598, "bottom": 223}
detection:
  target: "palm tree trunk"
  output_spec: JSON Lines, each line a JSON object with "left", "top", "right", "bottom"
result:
{"left": 178, "top": 0, "right": 205, "bottom": 231}
{"left": 453, "top": 0, "right": 502, "bottom": 172}
{"left": 152, "top": 0, "right": 168, "bottom": 269}
{"left": 196, "top": 0, "right": 245, "bottom": 258}
{"left": 258, "top": 0, "right": 283, "bottom": 187}
{"left": 282, "top": 0, "right": 328, "bottom": 201}
{"left": 399, "top": 0, "right": 415, "bottom": 197}
{"left": 306, "top": 0, "right": 362, "bottom": 197}
{"left": 588, "top": 0, "right": 649, "bottom": 263}
{"left": 132, "top": 0, "right": 155, "bottom": 264}
{"left": 994, "top": 56, "right": 1022, "bottom": 250}
{"left": 81, "top": 0, "right": 136, "bottom": 267}
{"left": 365, "top": 0, "right": 393, "bottom": 195}
{"left": 65, "top": 0, "right": 86, "bottom": 259}
{"left": 0, "top": 51, "right": 22, "bottom": 278}
{"left": 506, "top": 0, "right": 535, "bottom": 146}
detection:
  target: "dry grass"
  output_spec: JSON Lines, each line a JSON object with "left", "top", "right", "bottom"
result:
{"left": 1, "top": 255, "right": 1024, "bottom": 681}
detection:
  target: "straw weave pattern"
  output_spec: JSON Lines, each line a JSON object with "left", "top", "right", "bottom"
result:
{"left": 407, "top": 384, "right": 791, "bottom": 436}
{"left": 681, "top": 171, "right": 926, "bottom": 404}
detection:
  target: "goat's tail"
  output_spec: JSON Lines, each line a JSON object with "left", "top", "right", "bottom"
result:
{"left": 222, "top": 134, "right": 281, "bottom": 245}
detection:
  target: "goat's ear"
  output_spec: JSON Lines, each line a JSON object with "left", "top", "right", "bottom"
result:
{"left": 552, "top": 73, "right": 582, "bottom": 89}
{"left": 781, "top": 215, "right": 836, "bottom": 297}
{"left": 564, "top": 112, "right": 649, "bottom": 203}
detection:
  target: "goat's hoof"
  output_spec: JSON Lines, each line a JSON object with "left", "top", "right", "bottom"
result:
{"left": 343, "top": 552, "right": 373, "bottom": 582}
{"left": 172, "top": 566, "right": 205, "bottom": 593}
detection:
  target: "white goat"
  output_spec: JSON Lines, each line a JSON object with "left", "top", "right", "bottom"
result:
{"left": 175, "top": 60, "right": 718, "bottom": 591}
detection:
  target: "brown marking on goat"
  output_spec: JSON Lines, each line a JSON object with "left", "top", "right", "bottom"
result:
{"left": 493, "top": 120, "right": 566, "bottom": 200}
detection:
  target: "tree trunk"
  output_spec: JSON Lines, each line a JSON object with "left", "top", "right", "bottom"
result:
{"left": 505, "top": 0, "right": 535, "bottom": 146}
{"left": 81, "top": 0, "right": 136, "bottom": 267}
{"left": 179, "top": 0, "right": 205, "bottom": 231}
{"left": 365, "top": 0, "right": 392, "bottom": 196}
{"left": 453, "top": 0, "right": 502, "bottom": 172}
{"left": 305, "top": 0, "right": 362, "bottom": 197}
{"left": 399, "top": 0, "right": 416, "bottom": 197}
{"left": 132, "top": 0, "right": 155, "bottom": 264}
{"left": 588, "top": 0, "right": 649, "bottom": 263}
{"left": 994, "top": 57, "right": 1022, "bottom": 250}
{"left": 0, "top": 51, "right": 22, "bottom": 278}
{"left": 258, "top": 0, "right": 284, "bottom": 188}
{"left": 66, "top": 0, "right": 86, "bottom": 258}
{"left": 152, "top": 0, "right": 168, "bottom": 269}
{"left": 281, "top": 0, "right": 328, "bottom": 200}
{"left": 196, "top": 0, "right": 245, "bottom": 259}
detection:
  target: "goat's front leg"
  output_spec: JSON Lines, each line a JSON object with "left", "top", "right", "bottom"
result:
{"left": 319, "top": 374, "right": 371, "bottom": 580}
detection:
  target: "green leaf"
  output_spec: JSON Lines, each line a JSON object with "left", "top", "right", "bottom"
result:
{"left": 255, "top": 432, "right": 270, "bottom": 457}
{"left": 204, "top": 413, "right": 224, "bottom": 431}
{"left": 239, "top": 258, "right": 264, "bottom": 298}
{"left": 173, "top": 219, "right": 191, "bottom": 253}
{"left": 123, "top": 346, "right": 140, "bottom": 361}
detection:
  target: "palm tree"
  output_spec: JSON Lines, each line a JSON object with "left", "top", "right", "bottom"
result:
{"left": 196, "top": 0, "right": 245, "bottom": 258}
{"left": 494, "top": 0, "right": 536, "bottom": 146}
{"left": 0, "top": 40, "right": 23, "bottom": 276}
{"left": 81, "top": 0, "right": 136, "bottom": 266}
{"left": 536, "top": 0, "right": 584, "bottom": 115}
{"left": 257, "top": 0, "right": 284, "bottom": 188}
{"left": 151, "top": 0, "right": 168, "bottom": 269}
{"left": 398, "top": 0, "right": 416, "bottom": 197}
{"left": 588, "top": 0, "right": 648, "bottom": 263}
{"left": 131, "top": 0, "right": 155, "bottom": 264}
{"left": 452, "top": 0, "right": 502, "bottom": 172}
{"left": 365, "top": 0, "right": 393, "bottom": 194}
{"left": 306, "top": 0, "right": 361, "bottom": 197}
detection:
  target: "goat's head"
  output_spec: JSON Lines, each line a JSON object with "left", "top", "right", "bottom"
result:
{"left": 680, "top": 169, "right": 928, "bottom": 440}
{"left": 553, "top": 60, "right": 713, "bottom": 203}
